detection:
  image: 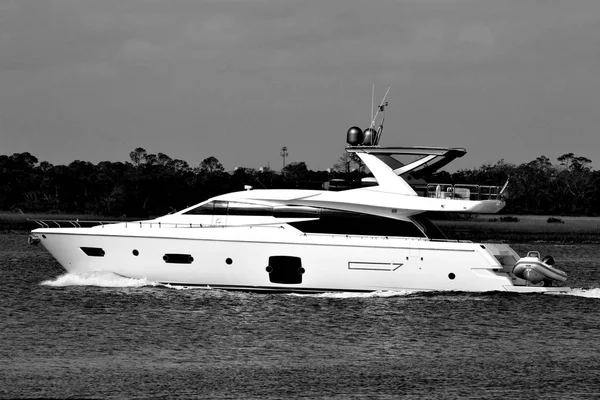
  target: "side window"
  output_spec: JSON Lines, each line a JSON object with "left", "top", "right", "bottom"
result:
{"left": 289, "top": 213, "right": 426, "bottom": 238}
{"left": 184, "top": 201, "right": 274, "bottom": 216}
{"left": 227, "top": 202, "right": 273, "bottom": 216}
{"left": 412, "top": 215, "right": 447, "bottom": 239}
{"left": 183, "top": 201, "right": 228, "bottom": 215}
{"left": 212, "top": 201, "right": 228, "bottom": 215}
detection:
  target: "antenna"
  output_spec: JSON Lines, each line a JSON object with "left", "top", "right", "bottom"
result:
{"left": 370, "top": 86, "right": 390, "bottom": 129}
{"left": 369, "top": 86, "right": 390, "bottom": 145}
{"left": 371, "top": 84, "right": 375, "bottom": 126}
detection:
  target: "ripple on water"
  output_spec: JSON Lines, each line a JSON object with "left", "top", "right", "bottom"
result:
{"left": 2, "top": 235, "right": 600, "bottom": 399}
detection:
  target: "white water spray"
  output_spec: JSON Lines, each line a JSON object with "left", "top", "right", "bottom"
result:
{"left": 550, "top": 287, "right": 600, "bottom": 298}
{"left": 289, "top": 290, "right": 422, "bottom": 299}
{"left": 41, "top": 271, "right": 159, "bottom": 288}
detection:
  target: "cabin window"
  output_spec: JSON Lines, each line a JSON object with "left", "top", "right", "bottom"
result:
{"left": 183, "top": 201, "right": 222, "bottom": 215}
{"left": 289, "top": 212, "right": 426, "bottom": 238}
{"left": 183, "top": 201, "right": 432, "bottom": 239}
{"left": 227, "top": 202, "right": 273, "bottom": 216}
{"left": 273, "top": 206, "right": 320, "bottom": 218}
{"left": 411, "top": 215, "right": 447, "bottom": 240}
{"left": 184, "top": 201, "right": 319, "bottom": 218}
{"left": 184, "top": 201, "right": 273, "bottom": 216}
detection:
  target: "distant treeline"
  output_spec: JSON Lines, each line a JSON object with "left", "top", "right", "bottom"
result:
{"left": 0, "top": 148, "right": 598, "bottom": 217}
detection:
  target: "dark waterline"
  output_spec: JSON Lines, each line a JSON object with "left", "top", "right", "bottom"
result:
{"left": 2, "top": 234, "right": 600, "bottom": 399}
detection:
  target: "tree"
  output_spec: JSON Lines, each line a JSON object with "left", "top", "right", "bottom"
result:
{"left": 556, "top": 153, "right": 596, "bottom": 213}
{"left": 199, "top": 156, "right": 224, "bottom": 174}
{"left": 9, "top": 152, "right": 38, "bottom": 170}
{"left": 558, "top": 153, "right": 592, "bottom": 172}
{"left": 282, "top": 161, "right": 309, "bottom": 181}
{"left": 157, "top": 152, "right": 172, "bottom": 166}
{"left": 168, "top": 159, "right": 190, "bottom": 173}
{"left": 38, "top": 161, "right": 53, "bottom": 172}
{"left": 333, "top": 152, "right": 364, "bottom": 174}
{"left": 129, "top": 147, "right": 148, "bottom": 166}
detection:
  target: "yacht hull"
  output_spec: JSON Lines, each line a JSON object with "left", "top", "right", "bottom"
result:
{"left": 32, "top": 225, "right": 567, "bottom": 293}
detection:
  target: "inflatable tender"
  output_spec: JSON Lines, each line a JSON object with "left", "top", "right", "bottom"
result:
{"left": 513, "top": 251, "right": 567, "bottom": 285}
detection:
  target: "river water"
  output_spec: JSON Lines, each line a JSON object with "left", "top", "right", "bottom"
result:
{"left": 2, "top": 233, "right": 600, "bottom": 399}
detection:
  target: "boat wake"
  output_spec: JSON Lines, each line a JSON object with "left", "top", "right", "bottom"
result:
{"left": 40, "top": 271, "right": 161, "bottom": 288}
{"left": 38, "top": 273, "right": 600, "bottom": 299}
{"left": 290, "top": 290, "right": 423, "bottom": 299}
{"left": 299, "top": 288, "right": 600, "bottom": 299}
{"left": 550, "top": 288, "right": 600, "bottom": 299}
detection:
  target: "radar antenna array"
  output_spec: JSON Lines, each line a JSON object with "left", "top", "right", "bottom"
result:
{"left": 345, "top": 86, "right": 391, "bottom": 147}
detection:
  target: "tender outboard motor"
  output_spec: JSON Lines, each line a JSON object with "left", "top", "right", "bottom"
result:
{"left": 542, "top": 255, "right": 555, "bottom": 266}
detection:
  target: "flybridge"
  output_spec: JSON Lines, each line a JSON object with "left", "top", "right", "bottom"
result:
{"left": 347, "top": 146, "right": 466, "bottom": 156}
{"left": 343, "top": 86, "right": 467, "bottom": 176}
{"left": 347, "top": 145, "right": 466, "bottom": 179}
{"left": 341, "top": 87, "right": 508, "bottom": 202}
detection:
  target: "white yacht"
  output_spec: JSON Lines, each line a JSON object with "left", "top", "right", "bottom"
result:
{"left": 30, "top": 103, "right": 568, "bottom": 293}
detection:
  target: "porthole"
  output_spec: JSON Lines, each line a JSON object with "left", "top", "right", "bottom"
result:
{"left": 133, "top": 249, "right": 139, "bottom": 256}
{"left": 448, "top": 273, "right": 456, "bottom": 280}
{"left": 226, "top": 258, "right": 233, "bottom": 265}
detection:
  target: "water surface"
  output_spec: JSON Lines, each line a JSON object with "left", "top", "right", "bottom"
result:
{"left": 2, "top": 234, "right": 600, "bottom": 399}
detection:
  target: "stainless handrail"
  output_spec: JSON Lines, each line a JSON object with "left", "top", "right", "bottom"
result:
{"left": 29, "top": 219, "right": 288, "bottom": 230}
{"left": 423, "top": 183, "right": 502, "bottom": 200}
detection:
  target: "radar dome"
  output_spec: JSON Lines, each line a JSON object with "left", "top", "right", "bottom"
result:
{"left": 362, "top": 128, "right": 377, "bottom": 146}
{"left": 346, "top": 126, "right": 363, "bottom": 146}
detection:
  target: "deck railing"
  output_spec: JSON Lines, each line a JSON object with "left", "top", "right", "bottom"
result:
{"left": 31, "top": 219, "right": 286, "bottom": 230}
{"left": 412, "top": 183, "right": 502, "bottom": 201}
{"left": 32, "top": 219, "right": 206, "bottom": 229}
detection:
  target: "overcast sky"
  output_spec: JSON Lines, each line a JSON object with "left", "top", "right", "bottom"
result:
{"left": 1, "top": 0, "right": 599, "bottom": 172}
